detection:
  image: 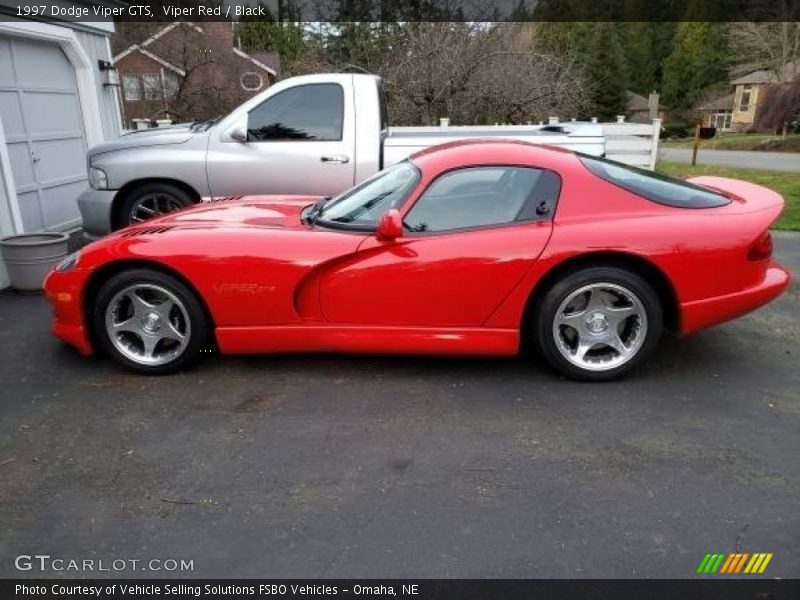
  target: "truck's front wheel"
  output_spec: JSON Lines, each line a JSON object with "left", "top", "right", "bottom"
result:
{"left": 118, "top": 183, "right": 195, "bottom": 228}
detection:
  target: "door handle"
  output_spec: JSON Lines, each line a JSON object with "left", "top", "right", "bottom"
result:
{"left": 320, "top": 155, "right": 350, "bottom": 164}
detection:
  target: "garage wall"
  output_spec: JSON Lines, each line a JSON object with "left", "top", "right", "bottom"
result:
{"left": 0, "top": 19, "right": 120, "bottom": 288}
{"left": 74, "top": 28, "right": 121, "bottom": 141}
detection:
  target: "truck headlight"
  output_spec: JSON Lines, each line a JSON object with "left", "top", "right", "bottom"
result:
{"left": 54, "top": 251, "right": 81, "bottom": 272}
{"left": 88, "top": 167, "right": 107, "bottom": 190}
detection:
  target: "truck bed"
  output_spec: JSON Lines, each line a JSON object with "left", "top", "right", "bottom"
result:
{"left": 384, "top": 122, "right": 605, "bottom": 166}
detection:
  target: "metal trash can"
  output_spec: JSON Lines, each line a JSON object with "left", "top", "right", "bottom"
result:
{"left": 0, "top": 233, "right": 70, "bottom": 292}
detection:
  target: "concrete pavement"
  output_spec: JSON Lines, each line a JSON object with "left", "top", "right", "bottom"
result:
{"left": 660, "top": 148, "right": 800, "bottom": 172}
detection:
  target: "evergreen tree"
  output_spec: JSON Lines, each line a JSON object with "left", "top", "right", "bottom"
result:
{"left": 620, "top": 22, "right": 676, "bottom": 96}
{"left": 585, "top": 23, "right": 629, "bottom": 120}
{"left": 237, "top": 1, "right": 306, "bottom": 64}
{"left": 662, "top": 22, "right": 730, "bottom": 112}
{"left": 622, "top": 22, "right": 657, "bottom": 95}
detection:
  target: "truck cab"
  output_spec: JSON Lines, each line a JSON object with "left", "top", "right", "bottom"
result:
{"left": 206, "top": 73, "right": 386, "bottom": 197}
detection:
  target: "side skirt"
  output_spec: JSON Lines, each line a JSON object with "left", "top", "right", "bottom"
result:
{"left": 216, "top": 325, "right": 520, "bottom": 356}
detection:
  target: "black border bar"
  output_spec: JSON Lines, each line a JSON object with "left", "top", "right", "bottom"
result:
{"left": 4, "top": 579, "right": 800, "bottom": 600}
{"left": 1, "top": 0, "right": 800, "bottom": 23}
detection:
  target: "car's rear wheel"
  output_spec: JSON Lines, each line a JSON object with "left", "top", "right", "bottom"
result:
{"left": 532, "top": 267, "right": 663, "bottom": 381}
{"left": 93, "top": 269, "right": 208, "bottom": 374}
{"left": 118, "top": 183, "right": 194, "bottom": 228}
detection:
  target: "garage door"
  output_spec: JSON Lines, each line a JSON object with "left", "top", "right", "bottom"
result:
{"left": 0, "top": 36, "right": 88, "bottom": 231}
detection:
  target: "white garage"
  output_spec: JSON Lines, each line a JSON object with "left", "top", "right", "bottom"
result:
{"left": 1, "top": 35, "right": 90, "bottom": 231}
{"left": 0, "top": 18, "right": 121, "bottom": 287}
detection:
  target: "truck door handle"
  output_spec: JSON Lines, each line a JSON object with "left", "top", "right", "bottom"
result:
{"left": 320, "top": 155, "right": 350, "bottom": 164}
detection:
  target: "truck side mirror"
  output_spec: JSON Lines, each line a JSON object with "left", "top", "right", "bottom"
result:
{"left": 376, "top": 210, "right": 403, "bottom": 242}
{"left": 230, "top": 127, "right": 247, "bottom": 142}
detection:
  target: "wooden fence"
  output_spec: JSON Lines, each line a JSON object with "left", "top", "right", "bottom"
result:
{"left": 508, "top": 116, "right": 662, "bottom": 170}
{"left": 600, "top": 118, "right": 662, "bottom": 170}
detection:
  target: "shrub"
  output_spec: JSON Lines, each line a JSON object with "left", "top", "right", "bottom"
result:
{"left": 662, "top": 123, "right": 690, "bottom": 139}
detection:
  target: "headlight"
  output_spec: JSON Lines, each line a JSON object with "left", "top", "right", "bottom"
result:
{"left": 88, "top": 167, "right": 107, "bottom": 190}
{"left": 54, "top": 251, "right": 80, "bottom": 272}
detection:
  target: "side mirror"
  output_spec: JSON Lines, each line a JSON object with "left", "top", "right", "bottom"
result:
{"left": 376, "top": 209, "right": 403, "bottom": 242}
{"left": 230, "top": 127, "right": 247, "bottom": 142}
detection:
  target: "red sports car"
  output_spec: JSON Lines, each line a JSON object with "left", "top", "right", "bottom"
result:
{"left": 44, "top": 141, "right": 789, "bottom": 380}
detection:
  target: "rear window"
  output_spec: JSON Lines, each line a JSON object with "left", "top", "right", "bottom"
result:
{"left": 578, "top": 154, "right": 730, "bottom": 208}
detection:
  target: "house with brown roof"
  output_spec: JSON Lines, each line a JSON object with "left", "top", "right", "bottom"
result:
{"left": 113, "top": 22, "right": 279, "bottom": 128}
{"left": 697, "top": 93, "right": 735, "bottom": 131}
{"left": 626, "top": 91, "right": 669, "bottom": 124}
{"left": 698, "top": 62, "right": 797, "bottom": 131}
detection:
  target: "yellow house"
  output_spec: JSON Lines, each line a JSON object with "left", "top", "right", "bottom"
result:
{"left": 699, "top": 62, "right": 797, "bottom": 132}
{"left": 729, "top": 69, "right": 772, "bottom": 130}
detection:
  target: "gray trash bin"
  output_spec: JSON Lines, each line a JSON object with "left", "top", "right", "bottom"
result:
{"left": 0, "top": 233, "right": 70, "bottom": 292}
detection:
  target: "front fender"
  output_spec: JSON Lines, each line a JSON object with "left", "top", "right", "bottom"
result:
{"left": 91, "top": 135, "right": 211, "bottom": 197}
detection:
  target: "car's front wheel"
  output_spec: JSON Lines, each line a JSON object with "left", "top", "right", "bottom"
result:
{"left": 532, "top": 267, "right": 663, "bottom": 381}
{"left": 93, "top": 269, "right": 209, "bottom": 374}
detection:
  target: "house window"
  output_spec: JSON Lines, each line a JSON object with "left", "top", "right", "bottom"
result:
{"left": 240, "top": 72, "right": 263, "bottom": 92}
{"left": 164, "top": 71, "right": 180, "bottom": 100}
{"left": 739, "top": 85, "right": 753, "bottom": 112}
{"left": 142, "top": 74, "right": 161, "bottom": 100}
{"left": 123, "top": 75, "right": 141, "bottom": 101}
{"left": 712, "top": 111, "right": 732, "bottom": 130}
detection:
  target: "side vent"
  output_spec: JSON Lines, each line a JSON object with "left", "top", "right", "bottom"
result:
{"left": 206, "top": 195, "right": 244, "bottom": 203}
{"left": 119, "top": 225, "right": 175, "bottom": 237}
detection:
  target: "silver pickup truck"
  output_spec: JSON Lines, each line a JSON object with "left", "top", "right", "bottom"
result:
{"left": 80, "top": 73, "right": 605, "bottom": 238}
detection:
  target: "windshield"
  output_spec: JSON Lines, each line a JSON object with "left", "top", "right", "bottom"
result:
{"left": 318, "top": 161, "right": 420, "bottom": 228}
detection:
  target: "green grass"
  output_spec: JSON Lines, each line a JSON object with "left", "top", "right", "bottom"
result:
{"left": 657, "top": 161, "right": 800, "bottom": 231}
{"left": 662, "top": 133, "right": 800, "bottom": 152}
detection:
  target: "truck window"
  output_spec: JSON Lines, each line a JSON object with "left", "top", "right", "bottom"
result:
{"left": 247, "top": 83, "right": 344, "bottom": 142}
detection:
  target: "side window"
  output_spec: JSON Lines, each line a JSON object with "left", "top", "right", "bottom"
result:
{"left": 247, "top": 83, "right": 343, "bottom": 142}
{"left": 404, "top": 166, "right": 560, "bottom": 233}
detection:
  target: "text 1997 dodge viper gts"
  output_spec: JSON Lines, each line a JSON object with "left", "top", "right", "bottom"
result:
{"left": 44, "top": 140, "right": 790, "bottom": 380}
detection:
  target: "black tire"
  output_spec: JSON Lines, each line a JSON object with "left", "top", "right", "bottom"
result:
{"left": 92, "top": 269, "right": 209, "bottom": 375}
{"left": 117, "top": 182, "right": 195, "bottom": 229}
{"left": 531, "top": 266, "right": 663, "bottom": 381}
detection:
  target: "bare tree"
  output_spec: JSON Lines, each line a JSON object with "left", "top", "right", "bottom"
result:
{"left": 732, "top": 4, "right": 800, "bottom": 81}
{"left": 132, "top": 24, "right": 248, "bottom": 122}
{"left": 755, "top": 79, "right": 800, "bottom": 135}
{"left": 226, "top": 22, "right": 590, "bottom": 126}
{"left": 380, "top": 23, "right": 590, "bottom": 125}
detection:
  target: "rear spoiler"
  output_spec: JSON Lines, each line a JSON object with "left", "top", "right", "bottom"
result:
{"left": 688, "top": 176, "right": 785, "bottom": 225}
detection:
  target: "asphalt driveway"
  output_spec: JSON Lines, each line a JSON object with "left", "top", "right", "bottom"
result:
{"left": 0, "top": 235, "right": 798, "bottom": 579}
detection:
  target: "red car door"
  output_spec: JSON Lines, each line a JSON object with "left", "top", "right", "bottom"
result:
{"left": 318, "top": 166, "right": 560, "bottom": 327}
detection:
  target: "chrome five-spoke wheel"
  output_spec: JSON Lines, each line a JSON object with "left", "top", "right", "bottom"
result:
{"left": 552, "top": 283, "right": 648, "bottom": 372}
{"left": 533, "top": 266, "right": 663, "bottom": 381}
{"left": 95, "top": 269, "right": 208, "bottom": 374}
{"left": 104, "top": 283, "right": 191, "bottom": 367}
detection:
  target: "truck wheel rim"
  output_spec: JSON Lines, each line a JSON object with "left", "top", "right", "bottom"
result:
{"left": 130, "top": 193, "right": 184, "bottom": 223}
{"left": 552, "top": 282, "right": 648, "bottom": 372}
{"left": 105, "top": 283, "right": 191, "bottom": 366}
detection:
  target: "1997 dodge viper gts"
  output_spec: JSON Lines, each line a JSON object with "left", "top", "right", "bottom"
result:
{"left": 44, "top": 141, "right": 790, "bottom": 380}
